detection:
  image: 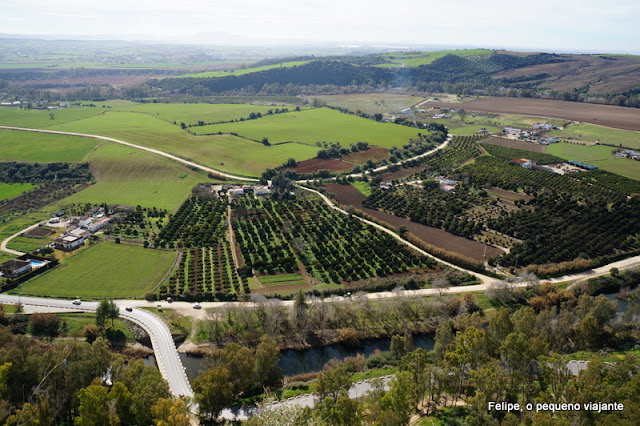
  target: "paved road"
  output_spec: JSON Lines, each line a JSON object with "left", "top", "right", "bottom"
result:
{"left": 0, "top": 294, "right": 193, "bottom": 399}
{"left": 0, "top": 126, "right": 258, "bottom": 182}
{"left": 0, "top": 221, "right": 45, "bottom": 256}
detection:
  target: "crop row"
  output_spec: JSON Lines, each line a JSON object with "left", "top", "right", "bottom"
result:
{"left": 414, "top": 134, "right": 485, "bottom": 176}
{"left": 159, "top": 241, "right": 246, "bottom": 301}
{"left": 233, "top": 198, "right": 432, "bottom": 285}
{"left": 363, "top": 185, "right": 486, "bottom": 238}
{"left": 155, "top": 195, "right": 227, "bottom": 248}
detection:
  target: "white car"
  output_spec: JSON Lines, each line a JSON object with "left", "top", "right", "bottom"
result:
{"left": 193, "top": 302, "right": 201, "bottom": 309}
{"left": 72, "top": 299, "right": 81, "bottom": 305}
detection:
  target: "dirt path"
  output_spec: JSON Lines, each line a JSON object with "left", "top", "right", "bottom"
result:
{"left": 226, "top": 204, "right": 241, "bottom": 269}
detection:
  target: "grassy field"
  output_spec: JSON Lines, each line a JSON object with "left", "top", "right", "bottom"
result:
{"left": 313, "top": 94, "right": 424, "bottom": 115}
{"left": 60, "top": 142, "right": 209, "bottom": 211}
{"left": 449, "top": 125, "right": 501, "bottom": 135}
{"left": 51, "top": 111, "right": 318, "bottom": 176}
{"left": 0, "top": 129, "right": 99, "bottom": 162}
{"left": 550, "top": 123, "right": 640, "bottom": 149}
{"left": 0, "top": 252, "right": 14, "bottom": 264}
{"left": 586, "top": 159, "right": 640, "bottom": 180}
{"left": 176, "top": 60, "right": 311, "bottom": 78}
{"left": 112, "top": 103, "right": 278, "bottom": 126}
{"left": 547, "top": 143, "right": 640, "bottom": 180}
{"left": 21, "top": 242, "right": 177, "bottom": 299}
{"left": 194, "top": 108, "right": 421, "bottom": 148}
{"left": 5, "top": 236, "right": 52, "bottom": 253}
{"left": 258, "top": 273, "right": 306, "bottom": 287}
{"left": 547, "top": 143, "right": 616, "bottom": 162}
{"left": 0, "top": 107, "right": 105, "bottom": 129}
{"left": 0, "top": 183, "right": 35, "bottom": 201}
{"left": 350, "top": 181, "right": 372, "bottom": 196}
{"left": 377, "top": 49, "right": 492, "bottom": 67}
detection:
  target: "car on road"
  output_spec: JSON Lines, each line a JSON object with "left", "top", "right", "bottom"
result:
{"left": 72, "top": 299, "right": 81, "bottom": 305}
{"left": 193, "top": 302, "right": 201, "bottom": 309}
{"left": 125, "top": 307, "right": 133, "bottom": 312}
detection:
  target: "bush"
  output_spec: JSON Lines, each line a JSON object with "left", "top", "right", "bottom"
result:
{"left": 83, "top": 323, "right": 100, "bottom": 343}
{"left": 337, "top": 328, "right": 359, "bottom": 347}
{"left": 29, "top": 313, "right": 60, "bottom": 337}
{"left": 365, "top": 351, "right": 395, "bottom": 369}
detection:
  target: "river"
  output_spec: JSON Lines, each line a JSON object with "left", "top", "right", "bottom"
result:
{"left": 144, "top": 333, "right": 435, "bottom": 382}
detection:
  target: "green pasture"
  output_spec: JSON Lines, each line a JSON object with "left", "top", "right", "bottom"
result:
{"left": 449, "top": 125, "right": 501, "bottom": 135}
{"left": 176, "top": 60, "right": 311, "bottom": 78}
{"left": 377, "top": 49, "right": 492, "bottom": 67}
{"left": 547, "top": 143, "right": 615, "bottom": 162}
{"left": 258, "top": 274, "right": 306, "bottom": 287}
{"left": 5, "top": 236, "right": 51, "bottom": 254}
{"left": 0, "top": 107, "right": 104, "bottom": 129}
{"left": 0, "top": 129, "right": 99, "bottom": 162}
{"left": 586, "top": 159, "right": 640, "bottom": 180}
{"left": 0, "top": 183, "right": 35, "bottom": 201}
{"left": 112, "top": 103, "right": 277, "bottom": 126}
{"left": 550, "top": 123, "right": 640, "bottom": 149}
{"left": 51, "top": 111, "right": 318, "bottom": 176}
{"left": 21, "top": 242, "right": 177, "bottom": 299}
{"left": 547, "top": 143, "right": 640, "bottom": 180}
{"left": 193, "top": 108, "right": 421, "bottom": 148}
{"left": 350, "top": 181, "right": 372, "bottom": 196}
{"left": 60, "top": 142, "right": 207, "bottom": 211}
{"left": 313, "top": 94, "right": 424, "bottom": 115}
{"left": 0, "top": 252, "right": 14, "bottom": 265}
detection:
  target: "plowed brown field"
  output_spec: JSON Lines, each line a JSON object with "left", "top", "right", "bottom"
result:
{"left": 428, "top": 98, "right": 640, "bottom": 132}
{"left": 289, "top": 157, "right": 353, "bottom": 174}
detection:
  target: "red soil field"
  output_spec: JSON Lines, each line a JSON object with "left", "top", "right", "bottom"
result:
{"left": 289, "top": 157, "right": 353, "bottom": 174}
{"left": 428, "top": 98, "right": 640, "bottom": 132}
{"left": 340, "top": 146, "right": 389, "bottom": 164}
{"left": 325, "top": 183, "right": 503, "bottom": 262}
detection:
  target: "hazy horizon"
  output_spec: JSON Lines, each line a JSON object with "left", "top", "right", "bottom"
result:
{"left": 2, "top": 0, "right": 640, "bottom": 55}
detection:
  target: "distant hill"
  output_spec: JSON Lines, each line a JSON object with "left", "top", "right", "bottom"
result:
{"left": 152, "top": 49, "right": 640, "bottom": 107}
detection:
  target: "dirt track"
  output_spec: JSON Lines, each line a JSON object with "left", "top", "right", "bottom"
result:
{"left": 428, "top": 98, "right": 640, "bottom": 132}
{"left": 325, "top": 183, "right": 503, "bottom": 262}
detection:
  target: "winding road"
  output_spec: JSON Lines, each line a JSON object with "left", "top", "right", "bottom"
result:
{"left": 2, "top": 124, "right": 640, "bottom": 419}
{"left": 0, "top": 294, "right": 194, "bottom": 399}
{"left": 0, "top": 126, "right": 259, "bottom": 182}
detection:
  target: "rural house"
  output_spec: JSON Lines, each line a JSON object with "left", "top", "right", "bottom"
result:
{"left": 0, "top": 259, "right": 32, "bottom": 278}
{"left": 54, "top": 235, "right": 84, "bottom": 251}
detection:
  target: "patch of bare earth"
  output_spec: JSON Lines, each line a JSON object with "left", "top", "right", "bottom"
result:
{"left": 341, "top": 146, "right": 389, "bottom": 164}
{"left": 325, "top": 183, "right": 503, "bottom": 262}
{"left": 288, "top": 157, "right": 353, "bottom": 174}
{"left": 429, "top": 98, "right": 640, "bottom": 132}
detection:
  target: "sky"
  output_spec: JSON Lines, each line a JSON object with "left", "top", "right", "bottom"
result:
{"left": 1, "top": 0, "right": 640, "bottom": 54}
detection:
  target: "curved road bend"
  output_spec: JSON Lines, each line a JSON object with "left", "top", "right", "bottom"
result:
{"left": 296, "top": 135, "right": 452, "bottom": 184}
{"left": 0, "top": 126, "right": 259, "bottom": 182}
{"left": 0, "top": 295, "right": 193, "bottom": 399}
{"left": 1, "top": 222, "right": 45, "bottom": 256}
